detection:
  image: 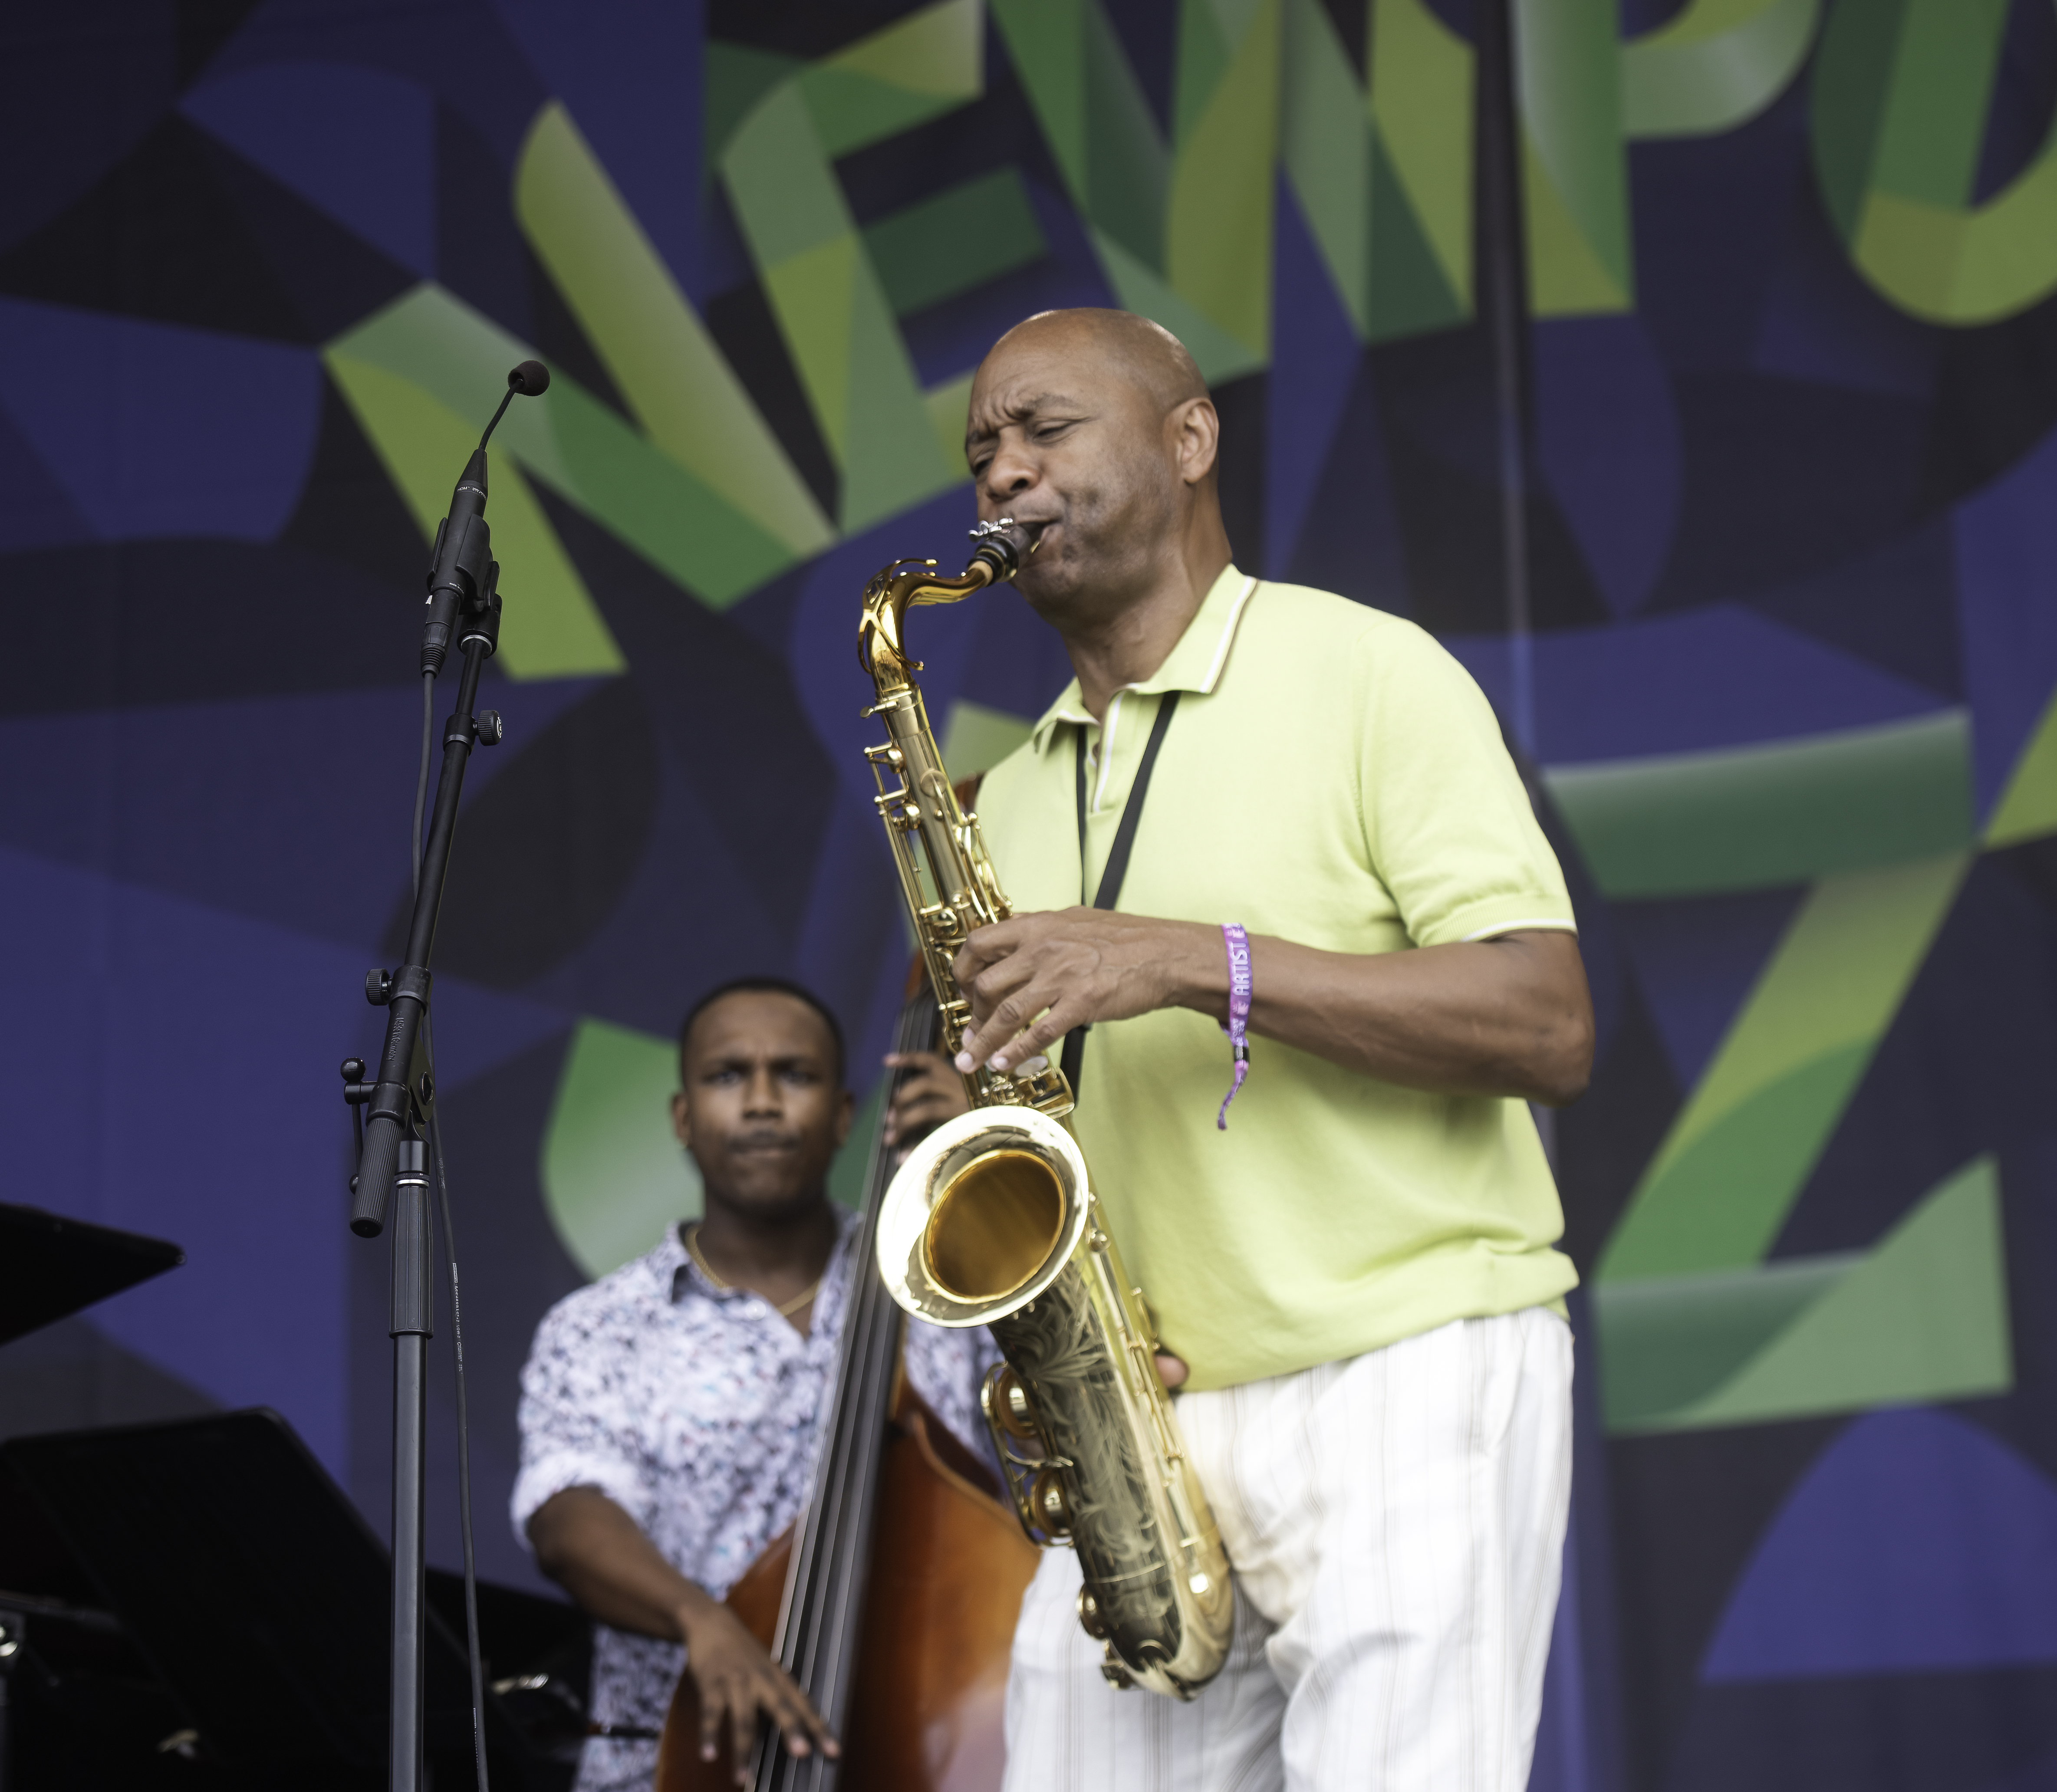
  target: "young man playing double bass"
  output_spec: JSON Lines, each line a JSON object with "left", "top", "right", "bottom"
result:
{"left": 512, "top": 979, "right": 988, "bottom": 1792}
{"left": 946, "top": 309, "right": 1595, "bottom": 1791}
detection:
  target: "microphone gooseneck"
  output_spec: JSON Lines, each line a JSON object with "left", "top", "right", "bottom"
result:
{"left": 421, "top": 362, "right": 551, "bottom": 677}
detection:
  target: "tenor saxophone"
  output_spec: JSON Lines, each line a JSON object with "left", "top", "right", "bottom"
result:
{"left": 859, "top": 521, "right": 1232, "bottom": 1699}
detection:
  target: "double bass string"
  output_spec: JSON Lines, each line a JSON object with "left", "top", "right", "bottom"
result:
{"left": 757, "top": 993, "right": 934, "bottom": 1789}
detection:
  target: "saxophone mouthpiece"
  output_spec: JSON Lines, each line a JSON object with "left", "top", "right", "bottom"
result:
{"left": 967, "top": 517, "right": 1039, "bottom": 582}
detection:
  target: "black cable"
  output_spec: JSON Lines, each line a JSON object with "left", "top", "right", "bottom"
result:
{"left": 413, "top": 672, "right": 434, "bottom": 898}
{"left": 409, "top": 673, "right": 491, "bottom": 1788}
{"left": 429, "top": 1091, "right": 492, "bottom": 1792}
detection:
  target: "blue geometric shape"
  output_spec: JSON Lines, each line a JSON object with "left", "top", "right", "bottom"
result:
{"left": 1744, "top": 518, "right": 1962, "bottom": 700}
{"left": 197, "top": 0, "right": 550, "bottom": 170}
{"left": 180, "top": 61, "right": 436, "bottom": 276}
{"left": 487, "top": 0, "right": 703, "bottom": 295}
{"left": 1534, "top": 314, "right": 1682, "bottom": 618}
{"left": 1265, "top": 175, "right": 1364, "bottom": 575}
{"left": 897, "top": 177, "right": 1121, "bottom": 391}
{"left": 1702, "top": 1408, "right": 2057, "bottom": 1683}
{"left": 0, "top": 299, "right": 321, "bottom": 542}
{"left": 1752, "top": 184, "right": 1939, "bottom": 401}
{"left": 0, "top": 844, "right": 570, "bottom": 1478}
{"left": 0, "top": 0, "right": 178, "bottom": 258}
{"left": 1953, "top": 421, "right": 2057, "bottom": 823}
{"left": 1444, "top": 604, "right": 1953, "bottom": 765}
{"left": 0, "top": 399, "right": 95, "bottom": 555}
{"left": 0, "top": 677, "right": 604, "bottom": 955}
{"left": 1610, "top": 884, "right": 1807, "bottom": 1089}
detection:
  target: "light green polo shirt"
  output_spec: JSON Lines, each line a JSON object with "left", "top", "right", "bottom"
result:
{"left": 974, "top": 566, "right": 1580, "bottom": 1391}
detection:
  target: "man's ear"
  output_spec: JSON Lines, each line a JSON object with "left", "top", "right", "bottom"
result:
{"left": 1172, "top": 397, "right": 1220, "bottom": 486}
{"left": 670, "top": 1088, "right": 691, "bottom": 1149}
{"left": 833, "top": 1088, "right": 856, "bottom": 1150}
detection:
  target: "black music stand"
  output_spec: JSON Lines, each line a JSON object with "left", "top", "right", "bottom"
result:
{"left": 1, "top": 1408, "right": 553, "bottom": 1788}
{"left": 0, "top": 1205, "right": 184, "bottom": 1346}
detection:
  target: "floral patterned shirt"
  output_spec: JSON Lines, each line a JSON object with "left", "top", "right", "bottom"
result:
{"left": 512, "top": 1212, "right": 997, "bottom": 1792}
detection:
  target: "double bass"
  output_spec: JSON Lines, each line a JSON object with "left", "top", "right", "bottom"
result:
{"left": 655, "top": 987, "right": 1038, "bottom": 1792}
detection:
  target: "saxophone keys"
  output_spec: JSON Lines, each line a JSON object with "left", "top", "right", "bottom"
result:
{"left": 984, "top": 1365, "right": 1043, "bottom": 1442}
{"left": 1029, "top": 1468, "right": 1072, "bottom": 1536}
{"left": 1076, "top": 1589, "right": 1109, "bottom": 1639}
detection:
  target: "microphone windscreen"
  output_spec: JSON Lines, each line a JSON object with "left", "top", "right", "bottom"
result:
{"left": 509, "top": 359, "right": 551, "bottom": 395}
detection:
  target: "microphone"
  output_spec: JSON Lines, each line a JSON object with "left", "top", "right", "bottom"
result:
{"left": 419, "top": 362, "right": 551, "bottom": 677}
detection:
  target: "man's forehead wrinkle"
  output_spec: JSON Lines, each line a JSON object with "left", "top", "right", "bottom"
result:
{"left": 965, "top": 387, "right": 1084, "bottom": 443}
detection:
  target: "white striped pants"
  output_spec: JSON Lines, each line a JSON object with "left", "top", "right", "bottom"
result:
{"left": 1000, "top": 1308, "right": 1574, "bottom": 1792}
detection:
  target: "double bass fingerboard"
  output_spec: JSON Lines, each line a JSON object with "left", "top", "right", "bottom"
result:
{"left": 751, "top": 991, "right": 937, "bottom": 1792}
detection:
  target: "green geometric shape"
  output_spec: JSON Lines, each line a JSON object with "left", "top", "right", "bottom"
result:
{"left": 1855, "top": 161, "right": 2057, "bottom": 326}
{"left": 323, "top": 355, "right": 625, "bottom": 680}
{"left": 723, "top": 82, "right": 851, "bottom": 267}
{"left": 1600, "top": 1043, "right": 1873, "bottom": 1285}
{"left": 1522, "top": 141, "right": 1632, "bottom": 316}
{"left": 540, "top": 1019, "right": 700, "bottom": 1281}
{"left": 1986, "top": 686, "right": 2057, "bottom": 847}
{"left": 829, "top": 1076, "right": 887, "bottom": 1214}
{"left": 862, "top": 168, "right": 1049, "bottom": 318}
{"left": 1810, "top": 0, "right": 1910, "bottom": 239}
{"left": 1091, "top": 228, "right": 1268, "bottom": 383}
{"left": 925, "top": 372, "right": 976, "bottom": 467}
{"left": 1544, "top": 710, "right": 1974, "bottom": 899}
{"left": 992, "top": 0, "right": 1169, "bottom": 272}
{"left": 800, "top": 0, "right": 983, "bottom": 158}
{"left": 543, "top": 1021, "right": 889, "bottom": 1277}
{"left": 705, "top": 42, "right": 803, "bottom": 168}
{"left": 1370, "top": 0, "right": 1474, "bottom": 309}
{"left": 1598, "top": 852, "right": 1968, "bottom": 1283}
{"left": 515, "top": 102, "right": 833, "bottom": 559}
{"left": 1165, "top": 0, "right": 1280, "bottom": 358}
{"left": 722, "top": 71, "right": 962, "bottom": 529}
{"left": 1278, "top": 0, "right": 1461, "bottom": 343}
{"left": 988, "top": 0, "right": 1091, "bottom": 208}
{"left": 1606, "top": 1155, "right": 2013, "bottom": 1434}
{"left": 1364, "top": 125, "right": 1467, "bottom": 341}
{"left": 1079, "top": 0, "right": 1172, "bottom": 266}
{"left": 1865, "top": 0, "right": 2008, "bottom": 210}
{"left": 1594, "top": 1249, "right": 1858, "bottom": 1428}
{"left": 1622, "top": 0, "right": 1822, "bottom": 140}
{"left": 1813, "top": 0, "right": 2057, "bottom": 325}
{"left": 1280, "top": 0, "right": 1374, "bottom": 336}
{"left": 1173, "top": 0, "right": 1236, "bottom": 150}
{"left": 329, "top": 285, "right": 797, "bottom": 608}
{"left": 941, "top": 699, "right": 1035, "bottom": 777}
{"left": 1516, "top": 0, "right": 1633, "bottom": 315}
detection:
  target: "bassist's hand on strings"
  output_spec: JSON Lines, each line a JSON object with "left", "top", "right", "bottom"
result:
{"left": 528, "top": 1486, "right": 839, "bottom": 1783}
{"left": 880, "top": 1050, "right": 970, "bottom": 1160}
{"left": 676, "top": 1595, "right": 839, "bottom": 1784}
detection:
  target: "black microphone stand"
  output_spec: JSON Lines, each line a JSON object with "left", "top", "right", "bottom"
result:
{"left": 339, "top": 360, "right": 543, "bottom": 1792}
{"left": 344, "top": 583, "right": 504, "bottom": 1792}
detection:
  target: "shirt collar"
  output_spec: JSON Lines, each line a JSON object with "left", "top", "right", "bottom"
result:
{"left": 1028, "top": 565, "right": 1259, "bottom": 754}
{"left": 668, "top": 1206, "right": 860, "bottom": 1305}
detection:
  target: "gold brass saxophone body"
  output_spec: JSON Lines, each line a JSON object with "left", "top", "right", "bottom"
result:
{"left": 859, "top": 522, "right": 1232, "bottom": 1699}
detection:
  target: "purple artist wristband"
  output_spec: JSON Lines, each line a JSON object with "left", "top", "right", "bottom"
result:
{"left": 1218, "top": 922, "right": 1251, "bottom": 1130}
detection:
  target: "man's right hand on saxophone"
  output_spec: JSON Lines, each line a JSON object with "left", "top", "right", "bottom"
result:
{"left": 910, "top": 306, "right": 1595, "bottom": 1792}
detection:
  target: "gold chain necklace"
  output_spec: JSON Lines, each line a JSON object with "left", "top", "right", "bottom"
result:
{"left": 682, "top": 1225, "right": 822, "bottom": 1318}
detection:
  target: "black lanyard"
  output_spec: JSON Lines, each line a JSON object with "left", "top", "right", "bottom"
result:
{"left": 1059, "top": 690, "right": 1180, "bottom": 1096}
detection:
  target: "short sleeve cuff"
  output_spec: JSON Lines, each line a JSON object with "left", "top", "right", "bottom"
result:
{"left": 510, "top": 1452, "right": 649, "bottom": 1550}
{"left": 1418, "top": 894, "right": 1578, "bottom": 950}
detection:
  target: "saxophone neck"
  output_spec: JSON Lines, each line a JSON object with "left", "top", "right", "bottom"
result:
{"left": 857, "top": 521, "right": 1038, "bottom": 695}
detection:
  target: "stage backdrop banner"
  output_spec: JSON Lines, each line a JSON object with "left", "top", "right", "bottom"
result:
{"left": 1, "top": 3, "right": 2054, "bottom": 1787}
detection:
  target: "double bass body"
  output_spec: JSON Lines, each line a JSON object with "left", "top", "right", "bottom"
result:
{"left": 656, "top": 1383, "right": 1034, "bottom": 1792}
